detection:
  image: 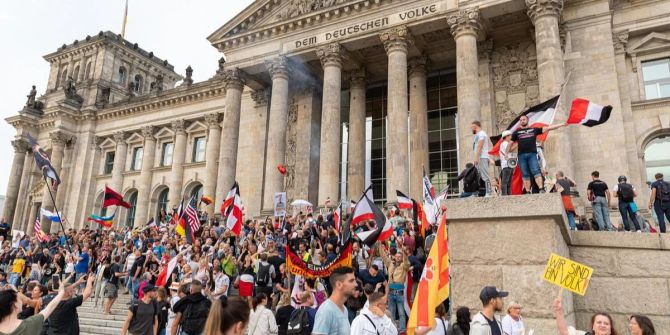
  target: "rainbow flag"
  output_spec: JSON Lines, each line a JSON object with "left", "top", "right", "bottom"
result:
{"left": 87, "top": 211, "right": 116, "bottom": 228}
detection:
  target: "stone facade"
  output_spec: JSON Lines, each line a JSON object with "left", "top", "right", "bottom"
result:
{"left": 4, "top": 1, "right": 670, "bottom": 231}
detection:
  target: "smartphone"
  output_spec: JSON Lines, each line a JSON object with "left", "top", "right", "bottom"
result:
{"left": 52, "top": 276, "right": 60, "bottom": 288}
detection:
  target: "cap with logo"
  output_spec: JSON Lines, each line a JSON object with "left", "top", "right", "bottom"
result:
{"left": 480, "top": 286, "right": 509, "bottom": 303}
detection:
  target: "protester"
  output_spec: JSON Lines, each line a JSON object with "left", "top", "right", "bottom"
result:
{"left": 448, "top": 306, "right": 471, "bottom": 335}
{"left": 553, "top": 297, "right": 619, "bottom": 335}
{"left": 0, "top": 280, "right": 65, "bottom": 335}
{"left": 202, "top": 296, "right": 250, "bottom": 335}
{"left": 312, "top": 267, "right": 356, "bottom": 335}
{"left": 157, "top": 287, "right": 170, "bottom": 335}
{"left": 612, "top": 175, "right": 642, "bottom": 232}
{"left": 471, "top": 121, "right": 492, "bottom": 197}
{"left": 499, "top": 130, "right": 515, "bottom": 196}
{"left": 254, "top": 254, "right": 276, "bottom": 309}
{"left": 47, "top": 274, "right": 95, "bottom": 335}
{"left": 350, "top": 291, "right": 397, "bottom": 335}
{"left": 273, "top": 293, "right": 294, "bottom": 335}
{"left": 120, "top": 284, "right": 159, "bottom": 335}
{"left": 104, "top": 255, "right": 125, "bottom": 315}
{"left": 501, "top": 301, "right": 525, "bottom": 335}
{"left": 380, "top": 243, "right": 410, "bottom": 333}
{"left": 648, "top": 172, "right": 670, "bottom": 233}
{"left": 171, "top": 280, "right": 211, "bottom": 335}
{"left": 587, "top": 171, "right": 614, "bottom": 231}
{"left": 629, "top": 315, "right": 656, "bottom": 335}
{"left": 471, "top": 286, "right": 506, "bottom": 335}
{"left": 555, "top": 171, "right": 578, "bottom": 230}
{"left": 246, "top": 293, "right": 278, "bottom": 335}
{"left": 456, "top": 163, "right": 482, "bottom": 198}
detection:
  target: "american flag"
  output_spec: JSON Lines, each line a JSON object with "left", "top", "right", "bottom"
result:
{"left": 185, "top": 196, "right": 200, "bottom": 238}
{"left": 34, "top": 218, "right": 49, "bottom": 242}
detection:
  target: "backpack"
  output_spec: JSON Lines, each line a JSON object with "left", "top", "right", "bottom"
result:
{"left": 463, "top": 167, "right": 480, "bottom": 193}
{"left": 287, "top": 307, "right": 311, "bottom": 335}
{"left": 617, "top": 183, "right": 635, "bottom": 202}
{"left": 658, "top": 181, "right": 670, "bottom": 203}
{"left": 180, "top": 298, "right": 211, "bottom": 333}
{"left": 256, "top": 263, "right": 271, "bottom": 286}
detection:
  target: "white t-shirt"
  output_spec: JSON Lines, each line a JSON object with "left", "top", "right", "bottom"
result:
{"left": 500, "top": 141, "right": 516, "bottom": 168}
{"left": 213, "top": 272, "right": 230, "bottom": 299}
{"left": 501, "top": 315, "right": 525, "bottom": 335}
{"left": 474, "top": 130, "right": 490, "bottom": 159}
{"left": 424, "top": 318, "right": 448, "bottom": 335}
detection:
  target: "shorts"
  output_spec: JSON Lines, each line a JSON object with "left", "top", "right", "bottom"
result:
{"left": 518, "top": 152, "right": 541, "bottom": 179}
{"left": 104, "top": 282, "right": 118, "bottom": 298}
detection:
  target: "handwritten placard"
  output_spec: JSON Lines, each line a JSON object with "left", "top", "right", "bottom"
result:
{"left": 542, "top": 253, "right": 593, "bottom": 296}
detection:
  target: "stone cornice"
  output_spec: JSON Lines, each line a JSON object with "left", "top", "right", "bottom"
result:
{"left": 525, "top": 0, "right": 563, "bottom": 24}
{"left": 447, "top": 7, "right": 482, "bottom": 39}
{"left": 265, "top": 56, "right": 291, "bottom": 80}
{"left": 316, "top": 43, "right": 347, "bottom": 68}
{"left": 380, "top": 26, "right": 412, "bottom": 54}
{"left": 631, "top": 97, "right": 670, "bottom": 110}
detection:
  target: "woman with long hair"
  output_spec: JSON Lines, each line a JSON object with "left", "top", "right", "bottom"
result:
{"left": 448, "top": 306, "right": 471, "bottom": 335}
{"left": 554, "top": 297, "right": 619, "bottom": 335}
{"left": 415, "top": 304, "right": 449, "bottom": 335}
{"left": 246, "top": 293, "right": 278, "bottom": 335}
{"left": 274, "top": 293, "right": 294, "bottom": 335}
{"left": 203, "top": 296, "right": 250, "bottom": 335}
{"left": 0, "top": 283, "right": 65, "bottom": 334}
{"left": 237, "top": 255, "right": 255, "bottom": 307}
{"left": 629, "top": 315, "right": 655, "bottom": 335}
{"left": 156, "top": 287, "right": 170, "bottom": 335}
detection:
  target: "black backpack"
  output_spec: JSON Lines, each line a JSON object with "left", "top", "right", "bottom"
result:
{"left": 256, "top": 263, "right": 271, "bottom": 286}
{"left": 617, "top": 183, "right": 635, "bottom": 202}
{"left": 287, "top": 307, "right": 311, "bottom": 335}
{"left": 463, "top": 167, "right": 480, "bottom": 193}
{"left": 658, "top": 181, "right": 670, "bottom": 203}
{"left": 180, "top": 299, "right": 211, "bottom": 333}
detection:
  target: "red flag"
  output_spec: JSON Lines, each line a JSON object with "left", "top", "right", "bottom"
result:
{"left": 103, "top": 186, "right": 131, "bottom": 208}
{"left": 567, "top": 98, "right": 612, "bottom": 127}
{"left": 511, "top": 166, "right": 524, "bottom": 195}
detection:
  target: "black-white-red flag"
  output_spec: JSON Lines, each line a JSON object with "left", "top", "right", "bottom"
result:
{"left": 567, "top": 98, "right": 612, "bottom": 127}
{"left": 352, "top": 186, "right": 393, "bottom": 247}
{"left": 395, "top": 190, "right": 413, "bottom": 210}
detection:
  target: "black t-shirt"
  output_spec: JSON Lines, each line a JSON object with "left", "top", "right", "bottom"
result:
{"left": 511, "top": 127, "right": 543, "bottom": 154}
{"left": 267, "top": 255, "right": 284, "bottom": 275}
{"left": 130, "top": 255, "right": 146, "bottom": 279}
{"left": 48, "top": 295, "right": 83, "bottom": 335}
{"left": 146, "top": 260, "right": 159, "bottom": 281}
{"left": 275, "top": 305, "right": 295, "bottom": 335}
{"left": 107, "top": 263, "right": 121, "bottom": 285}
{"left": 587, "top": 180, "right": 609, "bottom": 197}
{"left": 483, "top": 313, "right": 502, "bottom": 335}
{"left": 129, "top": 300, "right": 157, "bottom": 335}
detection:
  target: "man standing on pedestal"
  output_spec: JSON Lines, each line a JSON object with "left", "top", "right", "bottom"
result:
{"left": 471, "top": 121, "right": 491, "bottom": 197}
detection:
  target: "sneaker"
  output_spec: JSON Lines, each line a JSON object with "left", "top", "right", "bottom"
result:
{"left": 636, "top": 230, "right": 642, "bottom": 233}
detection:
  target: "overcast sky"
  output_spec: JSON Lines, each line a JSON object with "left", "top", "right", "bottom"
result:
{"left": 0, "top": 0, "right": 254, "bottom": 195}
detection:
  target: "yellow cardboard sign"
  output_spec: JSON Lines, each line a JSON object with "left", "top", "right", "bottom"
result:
{"left": 542, "top": 253, "right": 593, "bottom": 296}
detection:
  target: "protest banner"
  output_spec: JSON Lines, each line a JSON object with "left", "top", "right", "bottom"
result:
{"left": 542, "top": 253, "right": 593, "bottom": 296}
{"left": 11, "top": 230, "right": 24, "bottom": 248}
{"left": 286, "top": 239, "right": 352, "bottom": 279}
{"left": 274, "top": 192, "right": 286, "bottom": 217}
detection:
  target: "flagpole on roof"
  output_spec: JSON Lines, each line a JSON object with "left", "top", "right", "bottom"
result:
{"left": 121, "top": 0, "right": 129, "bottom": 39}
{"left": 43, "top": 176, "right": 72, "bottom": 253}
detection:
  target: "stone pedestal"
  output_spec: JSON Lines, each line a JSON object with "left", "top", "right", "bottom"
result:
{"left": 408, "top": 57, "right": 429, "bottom": 200}
{"left": 381, "top": 26, "right": 411, "bottom": 200}
{"left": 135, "top": 126, "right": 156, "bottom": 227}
{"left": 3, "top": 139, "right": 28, "bottom": 225}
{"left": 169, "top": 121, "right": 187, "bottom": 208}
{"left": 448, "top": 8, "right": 482, "bottom": 172}
{"left": 347, "top": 69, "right": 366, "bottom": 201}
{"left": 204, "top": 113, "right": 222, "bottom": 218}
{"left": 216, "top": 69, "right": 245, "bottom": 208}
{"left": 263, "top": 57, "right": 290, "bottom": 211}
{"left": 317, "top": 43, "right": 345, "bottom": 206}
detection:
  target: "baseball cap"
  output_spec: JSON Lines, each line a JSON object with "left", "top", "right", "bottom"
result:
{"left": 142, "top": 284, "right": 158, "bottom": 294}
{"left": 480, "top": 286, "right": 508, "bottom": 303}
{"left": 502, "top": 130, "right": 512, "bottom": 138}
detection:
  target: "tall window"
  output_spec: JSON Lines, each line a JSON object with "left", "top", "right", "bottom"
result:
{"left": 104, "top": 151, "right": 115, "bottom": 174}
{"left": 131, "top": 147, "right": 143, "bottom": 171}
{"left": 427, "top": 71, "right": 459, "bottom": 195}
{"left": 157, "top": 188, "right": 170, "bottom": 221}
{"left": 73, "top": 66, "right": 80, "bottom": 81}
{"left": 85, "top": 62, "right": 92, "bottom": 80}
{"left": 118, "top": 67, "right": 127, "bottom": 84}
{"left": 61, "top": 70, "right": 68, "bottom": 88}
{"left": 365, "top": 86, "right": 387, "bottom": 203}
{"left": 134, "top": 75, "right": 144, "bottom": 93}
{"left": 161, "top": 142, "right": 174, "bottom": 166}
{"left": 645, "top": 135, "right": 670, "bottom": 184}
{"left": 126, "top": 191, "right": 138, "bottom": 227}
{"left": 192, "top": 137, "right": 206, "bottom": 162}
{"left": 642, "top": 58, "right": 670, "bottom": 99}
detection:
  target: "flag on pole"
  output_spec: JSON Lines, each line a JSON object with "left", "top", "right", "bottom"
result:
{"left": 422, "top": 170, "right": 439, "bottom": 227}
{"left": 184, "top": 197, "right": 200, "bottom": 244}
{"left": 567, "top": 98, "right": 612, "bottom": 127}
{"left": 40, "top": 208, "right": 62, "bottom": 223}
{"left": 333, "top": 204, "right": 342, "bottom": 233}
{"left": 407, "top": 208, "right": 450, "bottom": 335}
{"left": 34, "top": 218, "right": 49, "bottom": 242}
{"left": 220, "top": 182, "right": 240, "bottom": 217}
{"left": 352, "top": 186, "right": 393, "bottom": 247}
{"left": 226, "top": 193, "right": 243, "bottom": 236}
{"left": 145, "top": 218, "right": 157, "bottom": 229}
{"left": 27, "top": 135, "right": 61, "bottom": 190}
{"left": 121, "top": 0, "right": 129, "bottom": 38}
{"left": 103, "top": 186, "right": 131, "bottom": 208}
{"left": 396, "top": 190, "right": 413, "bottom": 210}
{"left": 351, "top": 186, "right": 376, "bottom": 225}
{"left": 87, "top": 210, "right": 116, "bottom": 228}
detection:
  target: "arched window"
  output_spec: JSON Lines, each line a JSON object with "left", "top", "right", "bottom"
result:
{"left": 85, "top": 62, "right": 92, "bottom": 80}
{"left": 157, "top": 188, "right": 170, "bottom": 222}
{"left": 126, "top": 191, "right": 138, "bottom": 227}
{"left": 645, "top": 135, "right": 670, "bottom": 184}
{"left": 191, "top": 184, "right": 203, "bottom": 201}
{"left": 73, "top": 65, "right": 80, "bottom": 81}
{"left": 61, "top": 69, "right": 68, "bottom": 88}
{"left": 118, "top": 67, "right": 127, "bottom": 84}
{"left": 134, "top": 75, "right": 143, "bottom": 93}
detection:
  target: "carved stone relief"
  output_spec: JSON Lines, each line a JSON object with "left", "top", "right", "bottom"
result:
{"left": 491, "top": 41, "right": 539, "bottom": 131}
{"left": 279, "top": 0, "right": 352, "bottom": 20}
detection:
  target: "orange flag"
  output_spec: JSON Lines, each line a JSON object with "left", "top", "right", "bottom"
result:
{"left": 407, "top": 208, "right": 450, "bottom": 335}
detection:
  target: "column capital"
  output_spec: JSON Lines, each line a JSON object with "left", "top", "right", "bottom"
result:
{"left": 91, "top": 136, "right": 103, "bottom": 152}
{"left": 348, "top": 69, "right": 367, "bottom": 89}
{"left": 251, "top": 88, "right": 271, "bottom": 107}
{"left": 265, "top": 56, "right": 291, "bottom": 81}
{"left": 447, "top": 7, "right": 483, "bottom": 39}
{"left": 171, "top": 119, "right": 187, "bottom": 134}
{"left": 113, "top": 131, "right": 127, "bottom": 144}
{"left": 222, "top": 67, "right": 245, "bottom": 91}
{"left": 204, "top": 113, "right": 221, "bottom": 128}
{"left": 49, "top": 131, "right": 71, "bottom": 147}
{"left": 380, "top": 26, "right": 412, "bottom": 54}
{"left": 141, "top": 126, "right": 156, "bottom": 140}
{"left": 316, "top": 43, "right": 347, "bottom": 68}
{"left": 11, "top": 138, "right": 30, "bottom": 153}
{"left": 477, "top": 39, "right": 494, "bottom": 61}
{"left": 613, "top": 31, "right": 629, "bottom": 54}
{"left": 525, "top": 0, "right": 563, "bottom": 23}
{"left": 408, "top": 56, "right": 429, "bottom": 78}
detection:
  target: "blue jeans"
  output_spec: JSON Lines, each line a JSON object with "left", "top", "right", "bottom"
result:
{"left": 518, "top": 152, "right": 541, "bottom": 180}
{"left": 130, "top": 278, "right": 141, "bottom": 304}
{"left": 654, "top": 203, "right": 670, "bottom": 233}
{"left": 566, "top": 212, "right": 576, "bottom": 230}
{"left": 618, "top": 201, "right": 641, "bottom": 231}
{"left": 179, "top": 332, "right": 202, "bottom": 335}
{"left": 8, "top": 273, "right": 19, "bottom": 287}
{"left": 592, "top": 196, "right": 613, "bottom": 231}
{"left": 388, "top": 289, "right": 406, "bottom": 332}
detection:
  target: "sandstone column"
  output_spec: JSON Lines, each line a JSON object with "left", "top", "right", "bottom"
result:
{"left": 13, "top": 153, "right": 32, "bottom": 230}
{"left": 526, "top": 0, "right": 573, "bottom": 175}
{"left": 169, "top": 120, "right": 187, "bottom": 208}
{"left": 317, "top": 43, "right": 346, "bottom": 206}
{"left": 41, "top": 131, "right": 68, "bottom": 233}
{"left": 26, "top": 203, "right": 38, "bottom": 235}
{"left": 216, "top": 69, "right": 245, "bottom": 208}
{"left": 408, "top": 56, "right": 429, "bottom": 199}
{"left": 447, "top": 8, "right": 482, "bottom": 171}
{"left": 263, "top": 56, "right": 291, "bottom": 211}
{"left": 135, "top": 126, "right": 156, "bottom": 227}
{"left": 347, "top": 69, "right": 367, "bottom": 201}
{"left": 380, "top": 26, "right": 411, "bottom": 199}
{"left": 111, "top": 132, "right": 128, "bottom": 193}
{"left": 204, "top": 112, "right": 222, "bottom": 218}
{"left": 3, "top": 139, "right": 28, "bottom": 225}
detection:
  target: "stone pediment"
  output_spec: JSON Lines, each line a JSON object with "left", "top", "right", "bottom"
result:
{"left": 627, "top": 32, "right": 670, "bottom": 55}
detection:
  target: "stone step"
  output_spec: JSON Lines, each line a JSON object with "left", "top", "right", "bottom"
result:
{"left": 79, "top": 312, "right": 128, "bottom": 321}
{"left": 79, "top": 317, "right": 125, "bottom": 328}
{"left": 79, "top": 324, "right": 119, "bottom": 335}
{"left": 78, "top": 306, "right": 128, "bottom": 315}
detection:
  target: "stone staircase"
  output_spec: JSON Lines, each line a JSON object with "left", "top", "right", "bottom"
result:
{"left": 77, "top": 293, "right": 130, "bottom": 335}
